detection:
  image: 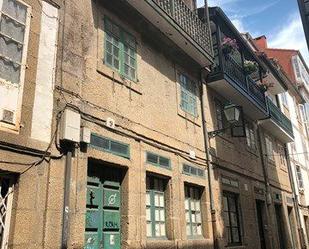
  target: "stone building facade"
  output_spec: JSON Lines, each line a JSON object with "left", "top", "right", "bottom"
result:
{"left": 0, "top": 0, "right": 307, "bottom": 249}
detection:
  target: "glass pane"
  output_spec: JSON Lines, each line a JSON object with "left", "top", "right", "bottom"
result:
{"left": 154, "top": 194, "right": 159, "bottom": 207}
{"left": 0, "top": 16, "right": 25, "bottom": 43}
{"left": 155, "top": 223, "right": 160, "bottom": 237}
{"left": 147, "top": 153, "right": 158, "bottom": 165}
{"left": 197, "top": 224, "right": 202, "bottom": 235}
{"left": 146, "top": 222, "right": 152, "bottom": 237}
{"left": 196, "top": 212, "right": 201, "bottom": 223}
{"left": 223, "top": 212, "right": 230, "bottom": 226}
{"left": 230, "top": 212, "right": 238, "bottom": 226}
{"left": 192, "top": 224, "right": 197, "bottom": 235}
{"left": 0, "top": 36, "right": 22, "bottom": 62}
{"left": 160, "top": 223, "right": 166, "bottom": 236}
{"left": 146, "top": 192, "right": 150, "bottom": 206}
{"left": 105, "top": 53, "right": 112, "bottom": 65}
{"left": 191, "top": 213, "right": 196, "bottom": 223}
{"left": 160, "top": 209, "right": 165, "bottom": 221}
{"left": 195, "top": 201, "right": 200, "bottom": 211}
{"left": 229, "top": 197, "right": 237, "bottom": 212}
{"left": 113, "top": 58, "right": 119, "bottom": 70}
{"left": 232, "top": 228, "right": 240, "bottom": 243}
{"left": 146, "top": 208, "right": 151, "bottom": 221}
{"left": 0, "top": 57, "right": 20, "bottom": 83}
{"left": 159, "top": 195, "right": 164, "bottom": 207}
{"left": 2, "top": 0, "right": 27, "bottom": 24}
{"left": 185, "top": 199, "right": 189, "bottom": 210}
{"left": 155, "top": 209, "right": 160, "bottom": 221}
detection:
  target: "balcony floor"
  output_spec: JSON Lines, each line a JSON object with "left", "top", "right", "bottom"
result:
{"left": 208, "top": 76, "right": 268, "bottom": 120}
{"left": 126, "top": 0, "right": 213, "bottom": 67}
{"left": 259, "top": 118, "right": 294, "bottom": 143}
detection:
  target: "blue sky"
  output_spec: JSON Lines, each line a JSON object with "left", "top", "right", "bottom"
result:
{"left": 197, "top": 0, "right": 309, "bottom": 64}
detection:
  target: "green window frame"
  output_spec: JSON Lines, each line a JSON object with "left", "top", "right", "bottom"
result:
{"left": 184, "top": 185, "right": 202, "bottom": 238}
{"left": 90, "top": 133, "right": 130, "bottom": 159}
{"left": 183, "top": 164, "right": 205, "bottom": 178}
{"left": 104, "top": 17, "right": 137, "bottom": 81}
{"left": 146, "top": 176, "right": 167, "bottom": 239}
{"left": 146, "top": 152, "right": 171, "bottom": 169}
{"left": 179, "top": 73, "right": 197, "bottom": 117}
{"left": 223, "top": 192, "right": 242, "bottom": 246}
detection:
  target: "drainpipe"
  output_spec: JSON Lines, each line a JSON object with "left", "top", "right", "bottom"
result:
{"left": 61, "top": 145, "right": 73, "bottom": 249}
{"left": 256, "top": 122, "right": 274, "bottom": 249}
{"left": 200, "top": 70, "right": 218, "bottom": 249}
{"left": 284, "top": 144, "right": 307, "bottom": 249}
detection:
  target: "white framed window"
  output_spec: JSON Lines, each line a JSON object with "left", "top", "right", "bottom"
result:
{"left": 146, "top": 175, "right": 167, "bottom": 238}
{"left": 278, "top": 144, "right": 286, "bottom": 167}
{"left": 296, "top": 165, "right": 304, "bottom": 189}
{"left": 0, "top": 0, "right": 31, "bottom": 128}
{"left": 265, "top": 136, "right": 274, "bottom": 162}
{"left": 245, "top": 122, "right": 256, "bottom": 150}
{"left": 281, "top": 93, "right": 288, "bottom": 107}
{"left": 185, "top": 185, "right": 202, "bottom": 237}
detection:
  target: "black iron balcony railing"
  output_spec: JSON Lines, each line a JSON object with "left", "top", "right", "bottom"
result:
{"left": 222, "top": 54, "right": 267, "bottom": 111}
{"left": 267, "top": 98, "right": 294, "bottom": 138}
{"left": 152, "top": 0, "right": 213, "bottom": 56}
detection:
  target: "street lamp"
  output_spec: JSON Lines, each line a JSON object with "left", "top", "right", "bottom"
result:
{"left": 208, "top": 104, "right": 242, "bottom": 138}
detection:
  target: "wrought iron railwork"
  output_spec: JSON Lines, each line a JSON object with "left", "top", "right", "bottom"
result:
{"left": 152, "top": 0, "right": 213, "bottom": 56}
{"left": 221, "top": 54, "right": 267, "bottom": 112}
{"left": 0, "top": 177, "right": 13, "bottom": 249}
{"left": 267, "top": 99, "right": 294, "bottom": 138}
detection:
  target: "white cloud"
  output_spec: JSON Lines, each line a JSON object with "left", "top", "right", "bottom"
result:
{"left": 268, "top": 13, "right": 309, "bottom": 65}
{"left": 231, "top": 18, "right": 245, "bottom": 32}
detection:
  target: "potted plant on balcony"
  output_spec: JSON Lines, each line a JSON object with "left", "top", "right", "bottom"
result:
{"left": 221, "top": 37, "right": 238, "bottom": 55}
{"left": 258, "top": 82, "right": 275, "bottom": 92}
{"left": 244, "top": 60, "right": 258, "bottom": 75}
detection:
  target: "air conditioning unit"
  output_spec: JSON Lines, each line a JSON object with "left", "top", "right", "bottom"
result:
{"left": 1, "top": 109, "right": 14, "bottom": 124}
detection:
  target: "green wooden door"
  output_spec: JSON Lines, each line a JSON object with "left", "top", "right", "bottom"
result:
{"left": 85, "top": 167, "right": 121, "bottom": 249}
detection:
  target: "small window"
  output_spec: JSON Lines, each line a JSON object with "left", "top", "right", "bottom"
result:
{"left": 179, "top": 74, "right": 197, "bottom": 117}
{"left": 281, "top": 93, "right": 288, "bottom": 107}
{"left": 296, "top": 165, "right": 304, "bottom": 189}
{"left": 223, "top": 192, "right": 242, "bottom": 245}
{"left": 185, "top": 185, "right": 203, "bottom": 237}
{"left": 104, "top": 17, "right": 137, "bottom": 81}
{"left": 183, "top": 164, "right": 205, "bottom": 178}
{"left": 245, "top": 122, "right": 256, "bottom": 150}
{"left": 146, "top": 176, "right": 167, "bottom": 238}
{"left": 146, "top": 152, "right": 171, "bottom": 169}
{"left": 265, "top": 136, "right": 274, "bottom": 161}
{"left": 90, "top": 134, "right": 130, "bottom": 158}
{"left": 278, "top": 144, "right": 286, "bottom": 166}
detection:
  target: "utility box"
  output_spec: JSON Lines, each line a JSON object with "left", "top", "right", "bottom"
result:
{"left": 60, "top": 109, "right": 81, "bottom": 143}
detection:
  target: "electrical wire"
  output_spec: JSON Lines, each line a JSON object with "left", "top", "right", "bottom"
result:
{"left": 0, "top": 107, "right": 66, "bottom": 176}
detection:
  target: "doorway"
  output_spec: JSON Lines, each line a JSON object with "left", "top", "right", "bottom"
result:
{"left": 256, "top": 200, "right": 266, "bottom": 249}
{"left": 84, "top": 161, "right": 124, "bottom": 249}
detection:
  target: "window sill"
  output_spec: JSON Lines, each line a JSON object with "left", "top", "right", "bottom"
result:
{"left": 97, "top": 62, "right": 142, "bottom": 95}
{"left": 177, "top": 112, "right": 201, "bottom": 127}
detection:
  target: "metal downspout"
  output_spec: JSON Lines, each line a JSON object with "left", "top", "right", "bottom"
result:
{"left": 200, "top": 70, "right": 218, "bottom": 249}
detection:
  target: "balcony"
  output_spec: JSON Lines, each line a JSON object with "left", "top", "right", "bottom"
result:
{"left": 207, "top": 7, "right": 268, "bottom": 120}
{"left": 125, "top": 0, "right": 213, "bottom": 66}
{"left": 208, "top": 53, "right": 268, "bottom": 120}
{"left": 259, "top": 99, "right": 294, "bottom": 143}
